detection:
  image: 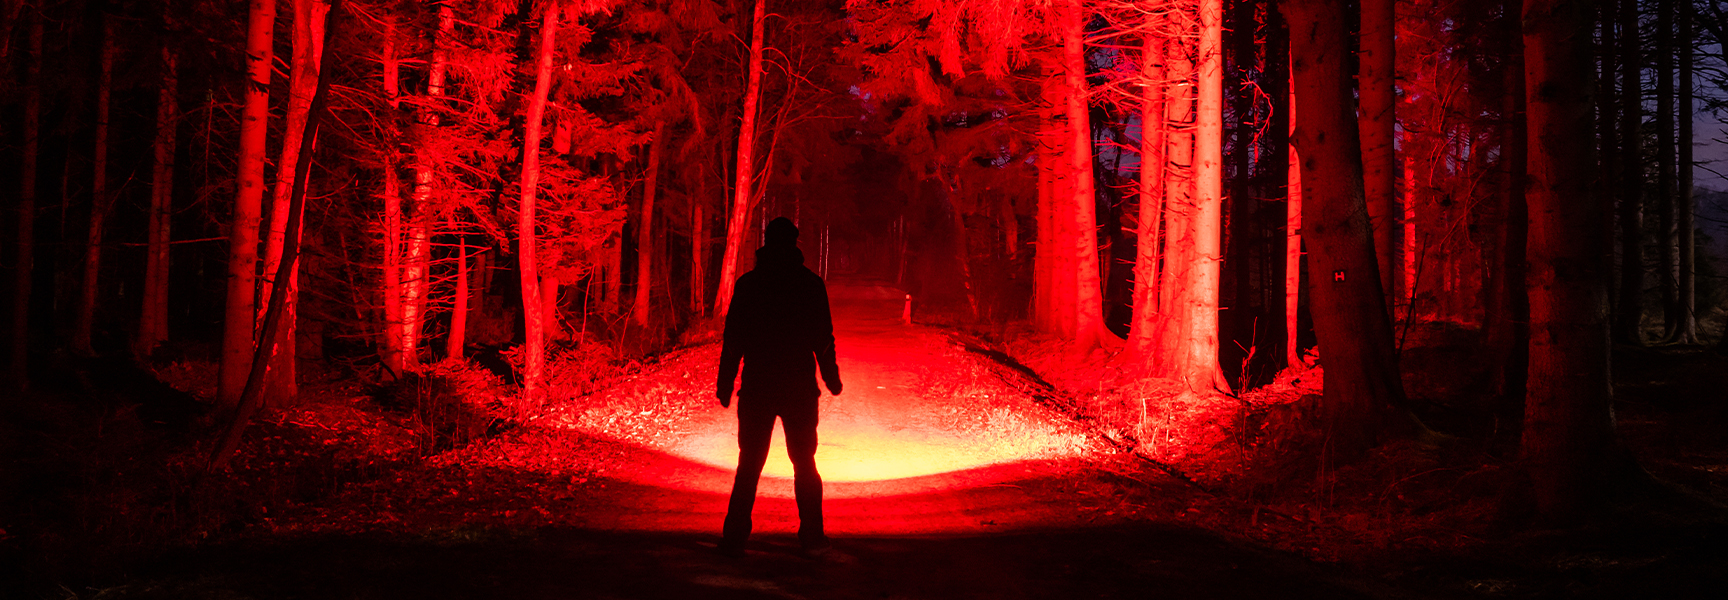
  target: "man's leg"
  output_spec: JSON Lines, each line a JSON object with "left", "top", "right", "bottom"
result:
{"left": 782, "top": 400, "right": 826, "bottom": 549}
{"left": 723, "top": 401, "right": 776, "bottom": 550}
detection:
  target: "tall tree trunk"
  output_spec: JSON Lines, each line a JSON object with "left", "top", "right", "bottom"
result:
{"left": 210, "top": 1, "right": 341, "bottom": 470}
{"left": 1360, "top": 0, "right": 1398, "bottom": 303}
{"left": 1283, "top": 0, "right": 1407, "bottom": 458}
{"left": 1521, "top": 0, "right": 1617, "bottom": 518}
{"left": 1285, "top": 57, "right": 1303, "bottom": 371}
{"left": 517, "top": 1, "right": 558, "bottom": 402}
{"left": 1655, "top": 0, "right": 1677, "bottom": 339}
{"left": 1485, "top": 1, "right": 1529, "bottom": 436}
{"left": 137, "top": 43, "right": 178, "bottom": 360}
{"left": 219, "top": 0, "right": 277, "bottom": 407}
{"left": 379, "top": 20, "right": 404, "bottom": 372}
{"left": 1612, "top": 0, "right": 1642, "bottom": 344}
{"left": 447, "top": 230, "right": 468, "bottom": 361}
{"left": 691, "top": 182, "right": 706, "bottom": 316}
{"left": 632, "top": 121, "right": 665, "bottom": 327}
{"left": 400, "top": 3, "right": 452, "bottom": 369}
{"left": 715, "top": 0, "right": 766, "bottom": 320}
{"left": 1673, "top": 0, "right": 1696, "bottom": 343}
{"left": 1127, "top": 32, "right": 1167, "bottom": 365}
{"left": 9, "top": 9, "right": 38, "bottom": 387}
{"left": 1063, "top": 0, "right": 1106, "bottom": 351}
{"left": 257, "top": 0, "right": 327, "bottom": 403}
{"left": 1036, "top": 55, "right": 1073, "bottom": 336}
{"left": 1156, "top": 35, "right": 1195, "bottom": 376}
{"left": 73, "top": 14, "right": 115, "bottom": 357}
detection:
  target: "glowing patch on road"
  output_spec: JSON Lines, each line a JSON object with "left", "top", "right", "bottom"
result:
{"left": 673, "top": 419, "right": 1082, "bottom": 483}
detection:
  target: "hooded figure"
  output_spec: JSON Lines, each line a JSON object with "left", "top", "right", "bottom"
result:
{"left": 716, "top": 217, "right": 842, "bottom": 555}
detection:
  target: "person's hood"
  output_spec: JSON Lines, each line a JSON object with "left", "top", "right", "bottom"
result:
{"left": 754, "top": 243, "right": 804, "bottom": 271}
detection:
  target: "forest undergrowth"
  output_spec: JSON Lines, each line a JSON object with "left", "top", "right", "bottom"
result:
{"left": 942, "top": 314, "right": 1728, "bottom": 583}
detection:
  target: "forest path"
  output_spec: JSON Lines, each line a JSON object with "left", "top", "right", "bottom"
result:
{"left": 109, "top": 282, "right": 1391, "bottom": 599}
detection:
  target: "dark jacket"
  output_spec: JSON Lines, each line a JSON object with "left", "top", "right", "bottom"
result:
{"left": 718, "top": 244, "right": 840, "bottom": 403}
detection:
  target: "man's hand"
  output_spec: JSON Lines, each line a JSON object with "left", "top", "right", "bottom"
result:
{"left": 717, "top": 381, "right": 734, "bottom": 408}
{"left": 824, "top": 376, "right": 842, "bottom": 397}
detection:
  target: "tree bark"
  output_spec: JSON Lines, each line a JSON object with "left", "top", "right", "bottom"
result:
{"left": 1521, "top": 0, "right": 1617, "bottom": 518}
{"left": 1655, "top": 0, "right": 1678, "bottom": 339}
{"left": 447, "top": 225, "right": 468, "bottom": 361}
{"left": 399, "top": 2, "right": 452, "bottom": 369}
{"left": 1127, "top": 32, "right": 1166, "bottom": 365}
{"left": 715, "top": 0, "right": 767, "bottom": 320}
{"left": 1360, "top": 0, "right": 1398, "bottom": 304}
{"left": 517, "top": 1, "right": 558, "bottom": 402}
{"left": 379, "top": 20, "right": 404, "bottom": 372}
{"left": 137, "top": 43, "right": 178, "bottom": 360}
{"left": 632, "top": 121, "right": 665, "bottom": 327}
{"left": 1063, "top": 0, "right": 1107, "bottom": 351}
{"left": 1283, "top": 0, "right": 1407, "bottom": 458}
{"left": 1612, "top": 0, "right": 1642, "bottom": 344}
{"left": 73, "top": 14, "right": 115, "bottom": 357}
{"left": 257, "top": 0, "right": 327, "bottom": 403}
{"left": 9, "top": 9, "right": 38, "bottom": 387}
{"left": 1673, "top": 0, "right": 1696, "bottom": 343}
{"left": 219, "top": 0, "right": 277, "bottom": 407}
{"left": 211, "top": 2, "right": 341, "bottom": 470}
{"left": 1286, "top": 56, "right": 1303, "bottom": 371}
{"left": 1484, "top": 1, "right": 1529, "bottom": 435}
{"left": 1156, "top": 35, "right": 1194, "bottom": 377}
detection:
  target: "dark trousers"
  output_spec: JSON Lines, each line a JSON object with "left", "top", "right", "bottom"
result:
{"left": 722, "top": 395, "right": 825, "bottom": 547}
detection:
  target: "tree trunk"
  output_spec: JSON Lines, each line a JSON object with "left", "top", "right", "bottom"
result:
{"left": 1063, "top": 0, "right": 1106, "bottom": 351}
{"left": 1673, "top": 1, "right": 1696, "bottom": 343}
{"left": 447, "top": 227, "right": 468, "bottom": 361}
{"left": 1521, "top": 0, "right": 1617, "bottom": 518}
{"left": 399, "top": 3, "right": 452, "bottom": 370}
{"left": 1655, "top": 0, "right": 1678, "bottom": 339}
{"left": 1285, "top": 58, "right": 1303, "bottom": 371}
{"left": 1360, "top": 0, "right": 1398, "bottom": 304}
{"left": 715, "top": 0, "right": 767, "bottom": 320}
{"left": 691, "top": 185, "right": 706, "bottom": 316}
{"left": 1484, "top": 2, "right": 1529, "bottom": 436}
{"left": 257, "top": 0, "right": 327, "bottom": 403}
{"left": 379, "top": 21, "right": 404, "bottom": 372}
{"left": 1127, "top": 32, "right": 1167, "bottom": 365}
{"left": 210, "top": 2, "right": 341, "bottom": 470}
{"left": 9, "top": 9, "right": 38, "bottom": 387}
{"left": 1156, "top": 35, "right": 1194, "bottom": 377}
{"left": 137, "top": 43, "right": 178, "bottom": 360}
{"left": 632, "top": 121, "right": 665, "bottom": 327}
{"left": 1612, "top": 0, "right": 1643, "bottom": 344}
{"left": 1283, "top": 0, "right": 1407, "bottom": 458}
{"left": 219, "top": 0, "right": 277, "bottom": 408}
{"left": 72, "top": 14, "right": 114, "bottom": 357}
{"left": 517, "top": 1, "right": 558, "bottom": 402}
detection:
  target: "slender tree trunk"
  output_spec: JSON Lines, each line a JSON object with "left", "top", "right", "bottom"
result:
{"left": 447, "top": 231, "right": 468, "bottom": 361}
{"left": 1127, "top": 32, "right": 1167, "bottom": 364}
{"left": 1064, "top": 0, "right": 1106, "bottom": 350}
{"left": 73, "top": 15, "right": 115, "bottom": 357}
{"left": 1597, "top": 0, "right": 1618, "bottom": 318}
{"left": 715, "top": 0, "right": 766, "bottom": 320}
{"left": 1522, "top": 0, "right": 1617, "bottom": 518}
{"left": 1159, "top": 0, "right": 1228, "bottom": 391}
{"left": 632, "top": 121, "right": 665, "bottom": 327}
{"left": 257, "top": 0, "right": 327, "bottom": 403}
{"left": 399, "top": 3, "right": 452, "bottom": 369}
{"left": 691, "top": 184, "right": 706, "bottom": 316}
{"left": 1156, "top": 36, "right": 1195, "bottom": 376}
{"left": 1037, "top": 55, "right": 1073, "bottom": 336}
{"left": 379, "top": 21, "right": 404, "bottom": 372}
{"left": 1613, "top": 0, "right": 1643, "bottom": 344}
{"left": 1283, "top": 0, "right": 1407, "bottom": 458}
{"left": 1673, "top": 1, "right": 1696, "bottom": 343}
{"left": 1360, "top": 0, "right": 1398, "bottom": 304}
{"left": 137, "top": 43, "right": 178, "bottom": 360}
{"left": 9, "top": 9, "right": 39, "bottom": 387}
{"left": 517, "top": 1, "right": 558, "bottom": 402}
{"left": 219, "top": 0, "right": 277, "bottom": 407}
{"left": 1285, "top": 58, "right": 1303, "bottom": 371}
{"left": 1485, "top": 2, "right": 1529, "bottom": 434}
{"left": 1656, "top": 0, "right": 1678, "bottom": 339}
{"left": 210, "top": 2, "right": 341, "bottom": 469}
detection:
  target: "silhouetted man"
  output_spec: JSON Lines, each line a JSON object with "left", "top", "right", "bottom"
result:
{"left": 716, "top": 217, "right": 842, "bottom": 556}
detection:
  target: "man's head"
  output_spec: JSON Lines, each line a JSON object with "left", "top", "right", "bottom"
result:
{"left": 765, "top": 217, "right": 798, "bottom": 248}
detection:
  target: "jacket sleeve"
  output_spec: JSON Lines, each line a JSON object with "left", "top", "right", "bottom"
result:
{"left": 717, "top": 278, "right": 748, "bottom": 395}
{"left": 813, "top": 278, "right": 840, "bottom": 391}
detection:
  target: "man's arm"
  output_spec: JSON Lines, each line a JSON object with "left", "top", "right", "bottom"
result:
{"left": 814, "top": 278, "right": 841, "bottom": 396}
{"left": 717, "top": 279, "right": 748, "bottom": 407}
